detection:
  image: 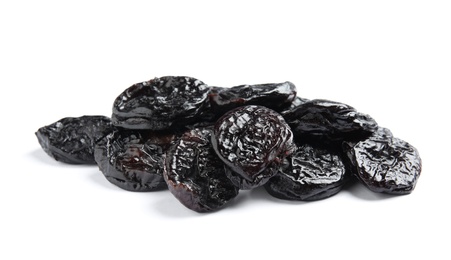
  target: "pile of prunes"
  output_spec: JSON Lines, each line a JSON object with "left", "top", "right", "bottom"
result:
{"left": 36, "top": 76, "right": 422, "bottom": 213}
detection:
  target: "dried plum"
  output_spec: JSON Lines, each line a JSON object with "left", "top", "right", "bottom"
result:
{"left": 94, "top": 130, "right": 175, "bottom": 191}
{"left": 343, "top": 127, "right": 422, "bottom": 194}
{"left": 264, "top": 143, "right": 348, "bottom": 201}
{"left": 35, "top": 116, "right": 113, "bottom": 164}
{"left": 212, "top": 105, "right": 296, "bottom": 189}
{"left": 209, "top": 81, "right": 296, "bottom": 116}
{"left": 164, "top": 128, "right": 239, "bottom": 212}
{"left": 112, "top": 76, "right": 211, "bottom": 130}
{"left": 283, "top": 99, "right": 378, "bottom": 143}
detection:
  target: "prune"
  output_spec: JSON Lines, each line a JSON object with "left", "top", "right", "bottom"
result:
{"left": 112, "top": 76, "right": 211, "bottom": 130}
{"left": 264, "top": 143, "right": 348, "bottom": 201}
{"left": 212, "top": 105, "right": 296, "bottom": 189}
{"left": 35, "top": 116, "right": 112, "bottom": 164}
{"left": 164, "top": 128, "right": 239, "bottom": 213}
{"left": 94, "top": 130, "right": 175, "bottom": 191}
{"left": 209, "top": 81, "right": 296, "bottom": 117}
{"left": 343, "top": 127, "right": 422, "bottom": 194}
{"left": 283, "top": 99, "right": 378, "bottom": 143}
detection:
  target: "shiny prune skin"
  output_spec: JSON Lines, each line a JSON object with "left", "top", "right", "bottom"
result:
{"left": 164, "top": 128, "right": 239, "bottom": 213}
{"left": 35, "top": 116, "right": 113, "bottom": 164}
{"left": 212, "top": 105, "right": 296, "bottom": 189}
{"left": 94, "top": 130, "right": 175, "bottom": 191}
{"left": 279, "top": 96, "right": 310, "bottom": 117}
{"left": 343, "top": 127, "right": 422, "bottom": 195}
{"left": 209, "top": 81, "right": 296, "bottom": 117}
{"left": 112, "top": 76, "right": 211, "bottom": 130}
{"left": 283, "top": 99, "right": 378, "bottom": 143}
{"left": 265, "top": 143, "right": 348, "bottom": 201}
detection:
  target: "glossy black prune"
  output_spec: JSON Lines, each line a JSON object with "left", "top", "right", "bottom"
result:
{"left": 209, "top": 81, "right": 297, "bottom": 116}
{"left": 343, "top": 127, "right": 422, "bottom": 195}
{"left": 36, "top": 116, "right": 113, "bottom": 164}
{"left": 264, "top": 143, "right": 348, "bottom": 201}
{"left": 94, "top": 130, "right": 175, "bottom": 191}
{"left": 164, "top": 128, "right": 239, "bottom": 213}
{"left": 212, "top": 105, "right": 296, "bottom": 189}
{"left": 112, "top": 76, "right": 211, "bottom": 130}
{"left": 283, "top": 99, "right": 378, "bottom": 143}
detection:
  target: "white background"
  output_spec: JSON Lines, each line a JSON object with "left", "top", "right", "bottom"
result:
{"left": 1, "top": 1, "right": 450, "bottom": 259}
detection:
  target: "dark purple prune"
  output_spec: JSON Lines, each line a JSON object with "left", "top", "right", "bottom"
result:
{"left": 209, "top": 81, "right": 296, "bottom": 117}
{"left": 212, "top": 105, "right": 296, "bottom": 189}
{"left": 343, "top": 127, "right": 422, "bottom": 194}
{"left": 36, "top": 116, "right": 113, "bottom": 164}
{"left": 264, "top": 143, "right": 349, "bottom": 201}
{"left": 94, "top": 130, "right": 176, "bottom": 191}
{"left": 112, "top": 76, "right": 211, "bottom": 130}
{"left": 283, "top": 99, "right": 378, "bottom": 143}
{"left": 164, "top": 128, "right": 239, "bottom": 213}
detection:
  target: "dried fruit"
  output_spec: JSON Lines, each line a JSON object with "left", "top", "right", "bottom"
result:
{"left": 164, "top": 128, "right": 239, "bottom": 212}
{"left": 212, "top": 105, "right": 296, "bottom": 189}
{"left": 112, "top": 76, "right": 211, "bottom": 130}
{"left": 209, "top": 81, "right": 297, "bottom": 116}
{"left": 283, "top": 99, "right": 378, "bottom": 143}
{"left": 35, "top": 116, "right": 112, "bottom": 164}
{"left": 343, "top": 127, "right": 422, "bottom": 194}
{"left": 265, "top": 143, "right": 348, "bottom": 201}
{"left": 94, "top": 130, "right": 175, "bottom": 191}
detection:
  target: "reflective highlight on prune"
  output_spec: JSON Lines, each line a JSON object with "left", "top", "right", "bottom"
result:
{"left": 265, "top": 143, "right": 348, "bottom": 201}
{"left": 210, "top": 81, "right": 296, "bottom": 116}
{"left": 35, "top": 116, "right": 112, "bottom": 164}
{"left": 343, "top": 127, "right": 421, "bottom": 195}
{"left": 212, "top": 105, "right": 296, "bottom": 189}
{"left": 94, "top": 130, "right": 175, "bottom": 191}
{"left": 283, "top": 99, "right": 378, "bottom": 143}
{"left": 112, "top": 76, "right": 211, "bottom": 130}
{"left": 164, "top": 128, "right": 239, "bottom": 212}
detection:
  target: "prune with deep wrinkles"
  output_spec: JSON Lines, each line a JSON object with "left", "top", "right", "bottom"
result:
{"left": 112, "top": 76, "right": 211, "bottom": 130}
{"left": 212, "top": 105, "right": 296, "bottom": 189}
{"left": 264, "top": 143, "right": 348, "bottom": 201}
{"left": 164, "top": 128, "right": 239, "bottom": 212}
{"left": 94, "top": 130, "right": 175, "bottom": 191}
{"left": 343, "top": 127, "right": 422, "bottom": 194}
{"left": 283, "top": 99, "right": 378, "bottom": 143}
{"left": 209, "top": 81, "right": 296, "bottom": 117}
{"left": 36, "top": 116, "right": 113, "bottom": 164}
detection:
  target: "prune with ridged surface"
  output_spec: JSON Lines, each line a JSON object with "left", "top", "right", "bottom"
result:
{"left": 343, "top": 127, "right": 421, "bottom": 194}
{"left": 212, "top": 105, "right": 296, "bottom": 189}
{"left": 283, "top": 99, "right": 378, "bottom": 143}
{"left": 112, "top": 76, "right": 211, "bottom": 130}
{"left": 94, "top": 130, "right": 175, "bottom": 191}
{"left": 164, "top": 128, "right": 239, "bottom": 212}
{"left": 264, "top": 143, "right": 348, "bottom": 201}
{"left": 209, "top": 81, "right": 296, "bottom": 116}
{"left": 36, "top": 116, "right": 113, "bottom": 164}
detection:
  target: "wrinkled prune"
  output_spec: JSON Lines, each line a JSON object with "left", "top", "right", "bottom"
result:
{"left": 94, "top": 130, "right": 175, "bottom": 191}
{"left": 164, "top": 128, "right": 239, "bottom": 212}
{"left": 112, "top": 76, "right": 211, "bottom": 130}
{"left": 343, "top": 127, "right": 422, "bottom": 194}
{"left": 264, "top": 143, "right": 348, "bottom": 201}
{"left": 212, "top": 105, "right": 296, "bottom": 189}
{"left": 36, "top": 116, "right": 112, "bottom": 164}
{"left": 209, "top": 81, "right": 296, "bottom": 116}
{"left": 283, "top": 99, "right": 378, "bottom": 143}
